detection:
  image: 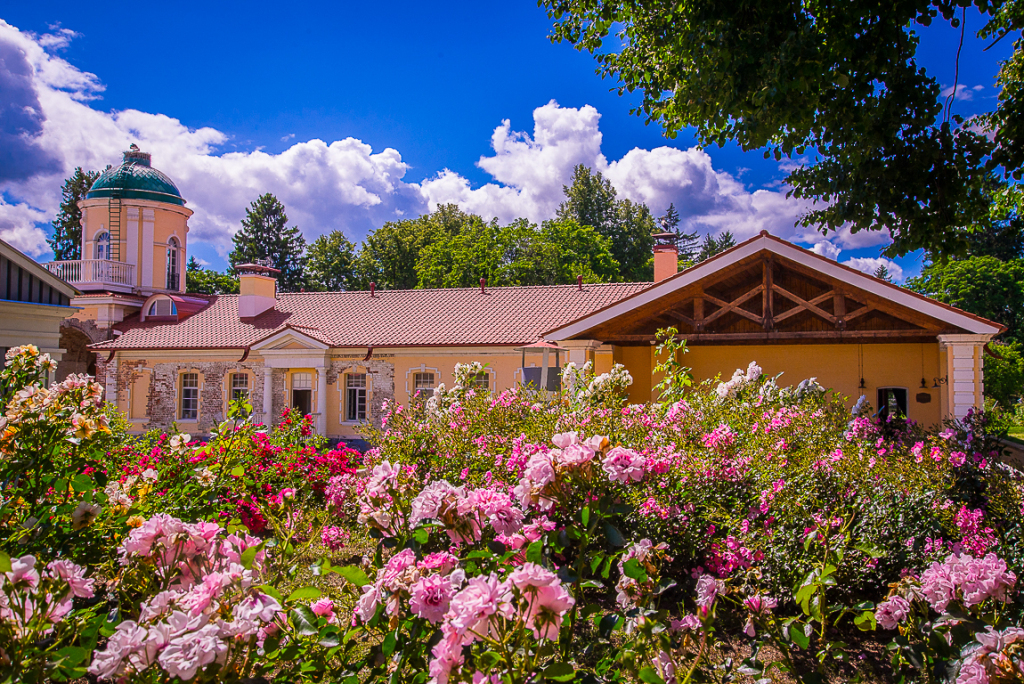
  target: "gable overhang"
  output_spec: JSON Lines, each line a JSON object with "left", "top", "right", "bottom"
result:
{"left": 250, "top": 325, "right": 332, "bottom": 352}
{"left": 545, "top": 232, "right": 1004, "bottom": 341}
{"left": 1, "top": 238, "right": 81, "bottom": 298}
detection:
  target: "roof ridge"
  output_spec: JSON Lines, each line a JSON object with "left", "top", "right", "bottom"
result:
{"left": 274, "top": 282, "right": 649, "bottom": 296}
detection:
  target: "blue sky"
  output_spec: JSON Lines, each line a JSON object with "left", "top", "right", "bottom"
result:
{"left": 0, "top": 3, "right": 1014, "bottom": 279}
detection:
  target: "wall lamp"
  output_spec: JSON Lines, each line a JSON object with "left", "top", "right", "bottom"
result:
{"left": 933, "top": 375, "right": 949, "bottom": 388}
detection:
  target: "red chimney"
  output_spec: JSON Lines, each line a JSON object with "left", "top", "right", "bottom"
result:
{"left": 652, "top": 232, "right": 678, "bottom": 283}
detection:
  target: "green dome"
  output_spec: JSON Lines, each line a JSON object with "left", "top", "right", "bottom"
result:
{"left": 86, "top": 146, "right": 185, "bottom": 206}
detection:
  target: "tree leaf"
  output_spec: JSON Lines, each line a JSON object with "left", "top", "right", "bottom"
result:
{"left": 334, "top": 565, "right": 372, "bottom": 588}
{"left": 603, "top": 523, "right": 625, "bottom": 547}
{"left": 639, "top": 667, "right": 666, "bottom": 684}
{"left": 623, "top": 558, "right": 649, "bottom": 583}
{"left": 230, "top": 465, "right": 245, "bottom": 477}
{"left": 543, "top": 662, "right": 576, "bottom": 681}
{"left": 287, "top": 586, "right": 322, "bottom": 603}
{"left": 0, "top": 551, "right": 11, "bottom": 573}
{"left": 256, "top": 584, "right": 283, "bottom": 602}
{"left": 526, "top": 540, "right": 544, "bottom": 564}
{"left": 290, "top": 605, "right": 318, "bottom": 635}
{"left": 240, "top": 542, "right": 263, "bottom": 570}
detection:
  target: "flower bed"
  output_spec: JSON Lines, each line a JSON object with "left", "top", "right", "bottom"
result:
{"left": 0, "top": 342, "right": 1022, "bottom": 683}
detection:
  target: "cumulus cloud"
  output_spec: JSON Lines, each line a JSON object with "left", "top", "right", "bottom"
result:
{"left": 0, "top": 20, "right": 855, "bottom": 264}
{"left": 843, "top": 256, "right": 905, "bottom": 283}
{"left": 811, "top": 240, "right": 841, "bottom": 260}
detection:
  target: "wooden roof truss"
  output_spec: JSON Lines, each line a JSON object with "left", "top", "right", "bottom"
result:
{"left": 589, "top": 254, "right": 954, "bottom": 345}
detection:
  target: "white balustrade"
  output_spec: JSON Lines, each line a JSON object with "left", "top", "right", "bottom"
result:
{"left": 45, "top": 259, "right": 136, "bottom": 287}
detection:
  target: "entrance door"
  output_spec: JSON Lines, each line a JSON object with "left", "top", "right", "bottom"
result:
{"left": 291, "top": 372, "right": 313, "bottom": 416}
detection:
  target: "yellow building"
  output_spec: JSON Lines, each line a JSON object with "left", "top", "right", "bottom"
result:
{"left": 51, "top": 146, "right": 1003, "bottom": 441}
{"left": 0, "top": 238, "right": 79, "bottom": 372}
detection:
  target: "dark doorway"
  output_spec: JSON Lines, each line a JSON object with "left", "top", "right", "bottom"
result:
{"left": 292, "top": 389, "right": 312, "bottom": 416}
{"left": 876, "top": 387, "right": 908, "bottom": 420}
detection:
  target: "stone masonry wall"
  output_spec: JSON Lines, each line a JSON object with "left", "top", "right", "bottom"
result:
{"left": 106, "top": 359, "right": 267, "bottom": 435}
{"left": 327, "top": 356, "right": 395, "bottom": 426}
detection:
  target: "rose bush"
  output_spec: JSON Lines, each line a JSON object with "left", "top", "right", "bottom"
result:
{"left": 0, "top": 333, "right": 1022, "bottom": 683}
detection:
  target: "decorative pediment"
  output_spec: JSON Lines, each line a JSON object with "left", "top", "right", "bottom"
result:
{"left": 546, "top": 233, "right": 1003, "bottom": 345}
{"left": 250, "top": 325, "right": 331, "bottom": 351}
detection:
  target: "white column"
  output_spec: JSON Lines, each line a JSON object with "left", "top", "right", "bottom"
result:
{"left": 315, "top": 365, "right": 327, "bottom": 436}
{"left": 141, "top": 209, "right": 155, "bottom": 289}
{"left": 262, "top": 366, "right": 273, "bottom": 423}
{"left": 540, "top": 348, "right": 550, "bottom": 390}
{"left": 560, "top": 340, "right": 602, "bottom": 367}
{"left": 937, "top": 334, "right": 994, "bottom": 420}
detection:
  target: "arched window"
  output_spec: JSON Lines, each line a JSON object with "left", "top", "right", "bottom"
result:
{"left": 147, "top": 298, "right": 177, "bottom": 317}
{"left": 166, "top": 237, "right": 180, "bottom": 291}
{"left": 94, "top": 231, "right": 110, "bottom": 260}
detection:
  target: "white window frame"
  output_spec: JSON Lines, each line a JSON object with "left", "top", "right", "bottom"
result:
{"left": 404, "top": 364, "right": 441, "bottom": 398}
{"left": 345, "top": 372, "right": 367, "bottom": 423}
{"left": 179, "top": 372, "right": 199, "bottom": 421}
{"left": 229, "top": 372, "right": 250, "bottom": 403}
{"left": 94, "top": 231, "right": 110, "bottom": 260}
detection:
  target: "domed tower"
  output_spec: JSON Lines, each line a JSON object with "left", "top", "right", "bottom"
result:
{"left": 47, "top": 145, "right": 193, "bottom": 329}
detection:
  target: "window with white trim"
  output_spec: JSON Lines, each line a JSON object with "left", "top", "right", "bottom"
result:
{"left": 166, "top": 237, "right": 180, "bottom": 291}
{"left": 346, "top": 373, "right": 367, "bottom": 421}
{"left": 413, "top": 371, "right": 436, "bottom": 395}
{"left": 147, "top": 298, "right": 177, "bottom": 317}
{"left": 180, "top": 372, "right": 199, "bottom": 420}
{"left": 94, "top": 231, "right": 110, "bottom": 260}
{"left": 470, "top": 372, "right": 490, "bottom": 391}
{"left": 230, "top": 372, "right": 249, "bottom": 402}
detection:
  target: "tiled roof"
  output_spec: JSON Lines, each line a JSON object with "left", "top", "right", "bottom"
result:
{"left": 92, "top": 283, "right": 650, "bottom": 350}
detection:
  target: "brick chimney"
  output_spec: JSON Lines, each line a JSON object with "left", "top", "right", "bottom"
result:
{"left": 652, "top": 231, "right": 678, "bottom": 283}
{"left": 236, "top": 262, "right": 279, "bottom": 319}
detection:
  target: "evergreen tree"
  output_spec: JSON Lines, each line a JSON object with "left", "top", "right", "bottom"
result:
{"left": 228, "top": 194, "right": 307, "bottom": 292}
{"left": 185, "top": 257, "right": 239, "bottom": 295}
{"left": 305, "top": 231, "right": 359, "bottom": 291}
{"left": 696, "top": 231, "right": 737, "bottom": 262}
{"left": 659, "top": 203, "right": 700, "bottom": 264}
{"left": 872, "top": 264, "right": 894, "bottom": 283}
{"left": 48, "top": 168, "right": 99, "bottom": 260}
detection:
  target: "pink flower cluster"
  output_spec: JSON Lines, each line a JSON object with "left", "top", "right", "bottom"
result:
{"left": 615, "top": 539, "right": 670, "bottom": 608}
{"left": 602, "top": 446, "right": 647, "bottom": 483}
{"left": 919, "top": 553, "right": 1017, "bottom": 614}
{"left": 512, "top": 432, "right": 608, "bottom": 512}
{"left": 742, "top": 594, "right": 778, "bottom": 636}
{"left": 409, "top": 480, "right": 525, "bottom": 543}
{"left": 89, "top": 515, "right": 279, "bottom": 681}
{"left": 0, "top": 555, "right": 94, "bottom": 635}
{"left": 956, "top": 626, "right": 1024, "bottom": 684}
{"left": 429, "top": 564, "right": 574, "bottom": 684}
{"left": 875, "top": 595, "right": 912, "bottom": 630}
{"left": 701, "top": 424, "right": 736, "bottom": 452}
{"left": 705, "top": 536, "right": 761, "bottom": 578}
{"left": 955, "top": 506, "right": 997, "bottom": 556}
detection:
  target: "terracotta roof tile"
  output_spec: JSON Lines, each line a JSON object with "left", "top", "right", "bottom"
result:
{"left": 92, "top": 283, "right": 650, "bottom": 350}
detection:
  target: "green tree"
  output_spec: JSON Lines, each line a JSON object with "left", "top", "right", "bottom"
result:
{"left": 228, "top": 194, "right": 307, "bottom": 292}
{"left": 542, "top": 0, "right": 1022, "bottom": 257}
{"left": 47, "top": 168, "right": 99, "bottom": 260}
{"left": 356, "top": 208, "right": 457, "bottom": 289}
{"left": 660, "top": 203, "right": 700, "bottom": 265}
{"left": 540, "top": 218, "right": 621, "bottom": 283}
{"left": 984, "top": 342, "right": 1024, "bottom": 408}
{"left": 907, "top": 256, "right": 1024, "bottom": 344}
{"left": 556, "top": 165, "right": 654, "bottom": 281}
{"left": 185, "top": 257, "right": 239, "bottom": 295}
{"left": 873, "top": 264, "right": 895, "bottom": 283}
{"left": 305, "top": 231, "right": 359, "bottom": 291}
{"left": 696, "top": 231, "right": 737, "bottom": 262}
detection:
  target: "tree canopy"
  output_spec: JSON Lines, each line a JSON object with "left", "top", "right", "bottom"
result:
{"left": 185, "top": 257, "right": 239, "bottom": 295}
{"left": 556, "top": 165, "right": 655, "bottom": 281}
{"left": 305, "top": 231, "right": 360, "bottom": 291}
{"left": 542, "top": 0, "right": 1024, "bottom": 257}
{"left": 47, "top": 168, "right": 99, "bottom": 261}
{"left": 228, "top": 194, "right": 307, "bottom": 292}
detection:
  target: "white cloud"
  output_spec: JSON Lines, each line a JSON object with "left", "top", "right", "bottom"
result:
{"left": 843, "top": 256, "right": 905, "bottom": 283}
{"left": 0, "top": 20, "right": 857, "bottom": 264}
{"left": 811, "top": 240, "right": 841, "bottom": 260}
{"left": 941, "top": 84, "right": 984, "bottom": 102}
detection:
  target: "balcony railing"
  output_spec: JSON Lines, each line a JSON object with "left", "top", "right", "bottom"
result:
{"left": 46, "top": 259, "right": 135, "bottom": 288}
